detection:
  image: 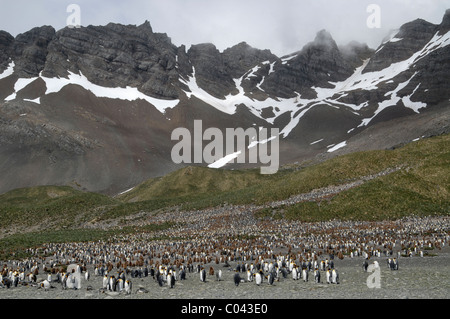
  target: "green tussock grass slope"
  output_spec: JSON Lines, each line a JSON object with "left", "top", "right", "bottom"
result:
{"left": 117, "top": 134, "right": 449, "bottom": 221}
{"left": 0, "top": 186, "right": 118, "bottom": 229}
{"left": 118, "top": 166, "right": 266, "bottom": 202}
{"left": 0, "top": 134, "right": 448, "bottom": 258}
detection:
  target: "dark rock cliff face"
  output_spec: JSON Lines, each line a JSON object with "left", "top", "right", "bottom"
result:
{"left": 0, "top": 11, "right": 449, "bottom": 195}
{"left": 42, "top": 22, "right": 180, "bottom": 99}
{"left": 222, "top": 42, "right": 277, "bottom": 79}
{"left": 12, "top": 26, "right": 55, "bottom": 78}
{"left": 261, "top": 30, "right": 370, "bottom": 99}
{"left": 186, "top": 43, "right": 236, "bottom": 98}
{"left": 0, "top": 31, "right": 14, "bottom": 71}
{"left": 363, "top": 19, "right": 437, "bottom": 74}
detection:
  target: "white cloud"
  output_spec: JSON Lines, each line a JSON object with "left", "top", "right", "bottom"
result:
{"left": 1, "top": 0, "right": 449, "bottom": 56}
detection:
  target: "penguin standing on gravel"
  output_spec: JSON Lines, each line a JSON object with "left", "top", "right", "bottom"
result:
{"left": 292, "top": 265, "right": 298, "bottom": 281}
{"left": 247, "top": 269, "right": 253, "bottom": 282}
{"left": 216, "top": 269, "right": 222, "bottom": 281}
{"left": 234, "top": 271, "right": 241, "bottom": 286}
{"left": 255, "top": 271, "right": 263, "bottom": 286}
{"left": 40, "top": 280, "right": 51, "bottom": 291}
{"left": 314, "top": 268, "right": 321, "bottom": 283}
{"left": 302, "top": 267, "right": 309, "bottom": 282}
{"left": 393, "top": 258, "right": 399, "bottom": 270}
{"left": 331, "top": 269, "right": 339, "bottom": 284}
{"left": 170, "top": 272, "right": 176, "bottom": 288}
{"left": 200, "top": 267, "right": 206, "bottom": 283}
{"left": 179, "top": 268, "right": 186, "bottom": 281}
{"left": 363, "top": 258, "right": 369, "bottom": 272}
{"left": 102, "top": 275, "right": 108, "bottom": 289}
{"left": 124, "top": 280, "right": 132, "bottom": 295}
{"left": 267, "top": 272, "right": 275, "bottom": 285}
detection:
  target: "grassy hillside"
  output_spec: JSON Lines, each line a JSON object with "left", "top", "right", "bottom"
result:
{"left": 118, "top": 166, "right": 267, "bottom": 202}
{"left": 0, "top": 134, "right": 448, "bottom": 258}
{"left": 0, "top": 186, "right": 118, "bottom": 229}
{"left": 116, "top": 133, "right": 450, "bottom": 219}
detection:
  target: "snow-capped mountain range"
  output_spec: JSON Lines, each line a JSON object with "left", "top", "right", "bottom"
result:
{"left": 0, "top": 10, "right": 449, "bottom": 195}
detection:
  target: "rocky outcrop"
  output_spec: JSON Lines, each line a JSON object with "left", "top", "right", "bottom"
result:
{"left": 11, "top": 26, "right": 55, "bottom": 78}
{"left": 0, "top": 31, "right": 14, "bottom": 71}
{"left": 43, "top": 22, "right": 180, "bottom": 99}
{"left": 0, "top": 10, "right": 449, "bottom": 196}
{"left": 363, "top": 19, "right": 436, "bottom": 73}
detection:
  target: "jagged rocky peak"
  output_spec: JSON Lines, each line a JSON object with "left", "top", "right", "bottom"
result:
{"left": 440, "top": 8, "right": 450, "bottom": 33}
{"left": 41, "top": 22, "right": 180, "bottom": 99}
{"left": 295, "top": 29, "right": 354, "bottom": 83}
{"left": 12, "top": 25, "right": 56, "bottom": 78}
{"left": 138, "top": 20, "right": 154, "bottom": 33}
{"left": 395, "top": 18, "right": 436, "bottom": 39}
{"left": 222, "top": 41, "right": 278, "bottom": 79}
{"left": 312, "top": 29, "right": 339, "bottom": 49}
{"left": 0, "top": 31, "right": 14, "bottom": 70}
{"left": 187, "top": 43, "right": 238, "bottom": 98}
{"left": 363, "top": 17, "right": 438, "bottom": 74}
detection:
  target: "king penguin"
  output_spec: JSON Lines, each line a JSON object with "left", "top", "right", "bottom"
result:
{"left": 302, "top": 267, "right": 308, "bottom": 282}
{"left": 102, "top": 275, "right": 108, "bottom": 289}
{"left": 331, "top": 269, "right": 339, "bottom": 284}
{"left": 255, "top": 271, "right": 262, "bottom": 286}
{"left": 267, "top": 272, "right": 275, "bottom": 285}
{"left": 216, "top": 269, "right": 222, "bottom": 281}
{"left": 314, "top": 268, "right": 320, "bottom": 283}
{"left": 40, "top": 280, "right": 51, "bottom": 291}
{"left": 292, "top": 265, "right": 298, "bottom": 281}
{"left": 326, "top": 269, "right": 331, "bottom": 284}
{"left": 234, "top": 271, "right": 241, "bottom": 286}
{"left": 124, "top": 280, "right": 132, "bottom": 295}
{"left": 247, "top": 269, "right": 253, "bottom": 282}
{"left": 200, "top": 267, "right": 206, "bottom": 283}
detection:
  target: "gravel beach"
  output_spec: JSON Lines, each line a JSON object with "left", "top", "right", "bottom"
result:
{"left": 0, "top": 250, "right": 448, "bottom": 300}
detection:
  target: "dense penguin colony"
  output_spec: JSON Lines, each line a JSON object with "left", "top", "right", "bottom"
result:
{"left": 0, "top": 206, "right": 448, "bottom": 297}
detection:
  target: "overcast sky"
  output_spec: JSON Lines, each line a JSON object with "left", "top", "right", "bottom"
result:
{"left": 1, "top": 0, "right": 449, "bottom": 56}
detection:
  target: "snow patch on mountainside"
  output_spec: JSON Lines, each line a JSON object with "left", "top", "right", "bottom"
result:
{"left": 0, "top": 61, "right": 14, "bottom": 80}
{"left": 180, "top": 66, "right": 303, "bottom": 123}
{"left": 2, "top": 68, "right": 181, "bottom": 113}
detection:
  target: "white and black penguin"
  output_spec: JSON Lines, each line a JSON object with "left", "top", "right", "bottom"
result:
{"left": 117, "top": 278, "right": 124, "bottom": 292}
{"left": 216, "top": 269, "right": 222, "bottom": 281}
{"left": 267, "top": 272, "right": 275, "bottom": 285}
{"left": 326, "top": 269, "right": 331, "bottom": 284}
{"left": 363, "top": 258, "right": 369, "bottom": 272}
{"left": 156, "top": 272, "right": 164, "bottom": 287}
{"left": 292, "top": 266, "right": 298, "bottom": 281}
{"left": 179, "top": 269, "right": 186, "bottom": 281}
{"left": 302, "top": 267, "right": 308, "bottom": 282}
{"left": 246, "top": 269, "right": 253, "bottom": 282}
{"left": 331, "top": 269, "right": 339, "bottom": 284}
{"left": 109, "top": 276, "right": 117, "bottom": 291}
{"left": 167, "top": 272, "right": 172, "bottom": 288}
{"left": 200, "top": 267, "right": 206, "bottom": 283}
{"left": 314, "top": 268, "right": 321, "bottom": 283}
{"left": 234, "top": 271, "right": 241, "bottom": 286}
{"left": 124, "top": 280, "right": 132, "bottom": 295}
{"left": 393, "top": 258, "right": 399, "bottom": 270}
{"left": 40, "top": 280, "right": 51, "bottom": 291}
{"left": 102, "top": 275, "right": 108, "bottom": 289}
{"left": 85, "top": 270, "right": 90, "bottom": 281}
{"left": 255, "top": 271, "right": 263, "bottom": 286}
